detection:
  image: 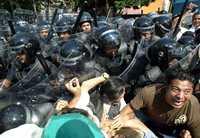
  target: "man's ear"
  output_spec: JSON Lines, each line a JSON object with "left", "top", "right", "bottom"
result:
{"left": 122, "top": 87, "right": 126, "bottom": 96}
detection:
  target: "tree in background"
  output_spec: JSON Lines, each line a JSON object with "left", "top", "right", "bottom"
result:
{"left": 114, "top": 0, "right": 155, "bottom": 13}
{"left": 0, "top": 0, "right": 155, "bottom": 15}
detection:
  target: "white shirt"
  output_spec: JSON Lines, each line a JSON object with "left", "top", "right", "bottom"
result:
{"left": 0, "top": 124, "right": 43, "bottom": 138}
{"left": 102, "top": 98, "right": 126, "bottom": 119}
{"left": 75, "top": 91, "right": 100, "bottom": 127}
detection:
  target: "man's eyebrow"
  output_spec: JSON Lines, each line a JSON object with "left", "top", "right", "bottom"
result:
{"left": 170, "top": 85, "right": 179, "bottom": 88}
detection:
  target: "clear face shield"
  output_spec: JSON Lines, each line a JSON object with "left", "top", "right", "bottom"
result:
{"left": 166, "top": 44, "right": 200, "bottom": 71}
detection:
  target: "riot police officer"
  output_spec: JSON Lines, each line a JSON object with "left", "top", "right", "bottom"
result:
{"left": 94, "top": 26, "right": 129, "bottom": 76}
{"left": 135, "top": 37, "right": 182, "bottom": 87}
{"left": 55, "top": 19, "right": 72, "bottom": 46}
{"left": 37, "top": 20, "right": 50, "bottom": 44}
{"left": 133, "top": 16, "right": 159, "bottom": 48}
{"left": 58, "top": 36, "right": 105, "bottom": 83}
{"left": 79, "top": 12, "right": 93, "bottom": 33}
{"left": 1, "top": 32, "right": 57, "bottom": 89}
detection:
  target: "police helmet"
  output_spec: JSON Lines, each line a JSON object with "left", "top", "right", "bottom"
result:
{"left": 55, "top": 19, "right": 72, "bottom": 34}
{"left": 15, "top": 20, "right": 31, "bottom": 34}
{"left": 111, "top": 16, "right": 125, "bottom": 29}
{"left": 96, "top": 26, "right": 121, "bottom": 50}
{"left": 60, "top": 38, "right": 92, "bottom": 66}
{"left": 147, "top": 38, "right": 177, "bottom": 70}
{"left": 133, "top": 16, "right": 155, "bottom": 33}
{"left": 37, "top": 20, "right": 50, "bottom": 32}
{"left": 0, "top": 103, "right": 53, "bottom": 133}
{"left": 9, "top": 32, "right": 41, "bottom": 58}
{"left": 97, "top": 21, "right": 111, "bottom": 29}
{"left": 159, "top": 10, "right": 168, "bottom": 14}
{"left": 147, "top": 12, "right": 159, "bottom": 19}
{"left": 79, "top": 12, "right": 93, "bottom": 25}
{"left": 0, "top": 104, "right": 28, "bottom": 132}
{"left": 153, "top": 14, "right": 172, "bottom": 37}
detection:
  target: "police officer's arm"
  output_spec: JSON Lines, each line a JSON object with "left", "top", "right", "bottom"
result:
{"left": 81, "top": 72, "right": 110, "bottom": 92}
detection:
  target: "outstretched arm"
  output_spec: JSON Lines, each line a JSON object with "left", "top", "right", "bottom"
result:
{"left": 81, "top": 72, "right": 110, "bottom": 92}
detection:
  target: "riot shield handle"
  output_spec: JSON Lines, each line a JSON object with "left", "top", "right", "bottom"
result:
{"left": 119, "top": 39, "right": 144, "bottom": 80}
{"left": 8, "top": 20, "right": 16, "bottom": 35}
{"left": 46, "top": 8, "right": 58, "bottom": 43}
{"left": 173, "top": 0, "right": 189, "bottom": 37}
{"left": 36, "top": 52, "right": 51, "bottom": 75}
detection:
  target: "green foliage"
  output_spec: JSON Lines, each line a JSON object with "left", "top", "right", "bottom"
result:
{"left": 0, "top": 0, "right": 155, "bottom": 14}
{"left": 114, "top": 0, "right": 154, "bottom": 11}
{"left": 0, "top": 0, "right": 78, "bottom": 12}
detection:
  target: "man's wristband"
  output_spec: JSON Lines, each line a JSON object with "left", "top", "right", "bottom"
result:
{"left": 102, "top": 73, "right": 109, "bottom": 80}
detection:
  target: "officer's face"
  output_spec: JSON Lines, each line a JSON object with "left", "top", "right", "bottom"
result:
{"left": 193, "top": 14, "right": 200, "bottom": 29}
{"left": 16, "top": 51, "right": 28, "bottom": 64}
{"left": 39, "top": 30, "right": 49, "bottom": 39}
{"left": 165, "top": 79, "right": 193, "bottom": 108}
{"left": 81, "top": 22, "right": 92, "bottom": 33}
{"left": 58, "top": 32, "right": 70, "bottom": 41}
{"left": 103, "top": 48, "right": 118, "bottom": 58}
{"left": 140, "top": 31, "right": 152, "bottom": 41}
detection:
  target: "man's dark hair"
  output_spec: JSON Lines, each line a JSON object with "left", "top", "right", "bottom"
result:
{"left": 165, "top": 70, "right": 194, "bottom": 85}
{"left": 100, "top": 77, "right": 129, "bottom": 101}
{"left": 59, "top": 108, "right": 89, "bottom": 117}
{"left": 192, "top": 11, "right": 200, "bottom": 20}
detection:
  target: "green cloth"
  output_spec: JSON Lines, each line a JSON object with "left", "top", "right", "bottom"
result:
{"left": 42, "top": 113, "right": 105, "bottom": 138}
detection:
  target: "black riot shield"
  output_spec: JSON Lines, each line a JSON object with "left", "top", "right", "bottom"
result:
{"left": 1, "top": 57, "right": 57, "bottom": 93}
{"left": 118, "top": 18, "right": 135, "bottom": 43}
{"left": 13, "top": 8, "right": 36, "bottom": 24}
{"left": 166, "top": 44, "right": 200, "bottom": 75}
{"left": 0, "top": 84, "right": 55, "bottom": 132}
{"left": 0, "top": 42, "right": 12, "bottom": 79}
{"left": 119, "top": 39, "right": 149, "bottom": 83}
{"left": 56, "top": 33, "right": 106, "bottom": 81}
{"left": 0, "top": 67, "right": 61, "bottom": 111}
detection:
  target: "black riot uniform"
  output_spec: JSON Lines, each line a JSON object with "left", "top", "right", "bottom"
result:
{"left": 136, "top": 37, "right": 182, "bottom": 87}
{"left": 133, "top": 16, "right": 159, "bottom": 48}
{"left": 94, "top": 26, "right": 130, "bottom": 76}
{"left": 52, "top": 37, "right": 105, "bottom": 100}
{"left": 36, "top": 20, "right": 59, "bottom": 66}
{"left": 3, "top": 32, "right": 57, "bottom": 90}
